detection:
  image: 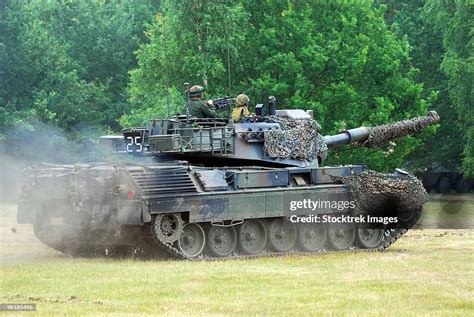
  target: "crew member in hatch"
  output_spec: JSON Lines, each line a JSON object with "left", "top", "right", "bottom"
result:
{"left": 183, "top": 85, "right": 217, "bottom": 118}
{"left": 232, "top": 94, "right": 251, "bottom": 122}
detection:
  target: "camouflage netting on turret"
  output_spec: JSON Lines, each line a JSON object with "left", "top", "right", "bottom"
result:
{"left": 332, "top": 170, "right": 428, "bottom": 228}
{"left": 263, "top": 118, "right": 328, "bottom": 160}
{"left": 362, "top": 112, "right": 440, "bottom": 148}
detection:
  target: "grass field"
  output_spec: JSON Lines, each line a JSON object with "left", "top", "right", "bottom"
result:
{"left": 1, "top": 196, "right": 473, "bottom": 316}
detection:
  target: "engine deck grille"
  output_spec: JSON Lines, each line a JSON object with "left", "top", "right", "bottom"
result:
{"left": 128, "top": 167, "right": 197, "bottom": 198}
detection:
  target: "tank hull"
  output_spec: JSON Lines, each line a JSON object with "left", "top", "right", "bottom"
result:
{"left": 17, "top": 162, "right": 425, "bottom": 259}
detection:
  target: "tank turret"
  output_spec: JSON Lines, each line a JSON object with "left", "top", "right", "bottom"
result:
{"left": 106, "top": 108, "right": 439, "bottom": 169}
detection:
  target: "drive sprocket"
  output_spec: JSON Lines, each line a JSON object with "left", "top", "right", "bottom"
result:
{"left": 153, "top": 214, "right": 184, "bottom": 244}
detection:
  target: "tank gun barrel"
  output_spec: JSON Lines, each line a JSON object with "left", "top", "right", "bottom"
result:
{"left": 324, "top": 111, "right": 440, "bottom": 148}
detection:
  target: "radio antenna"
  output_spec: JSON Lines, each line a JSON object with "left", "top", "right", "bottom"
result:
{"left": 225, "top": 12, "right": 232, "bottom": 97}
{"left": 184, "top": 82, "right": 190, "bottom": 122}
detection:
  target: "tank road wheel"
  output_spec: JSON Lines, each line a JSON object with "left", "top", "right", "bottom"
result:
{"left": 153, "top": 214, "right": 184, "bottom": 244}
{"left": 238, "top": 219, "right": 267, "bottom": 255}
{"left": 296, "top": 223, "right": 326, "bottom": 252}
{"left": 177, "top": 223, "right": 206, "bottom": 258}
{"left": 356, "top": 228, "right": 384, "bottom": 249}
{"left": 327, "top": 223, "right": 356, "bottom": 251}
{"left": 207, "top": 226, "right": 237, "bottom": 257}
{"left": 268, "top": 218, "right": 297, "bottom": 252}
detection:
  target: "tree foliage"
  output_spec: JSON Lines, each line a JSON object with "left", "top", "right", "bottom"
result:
{"left": 386, "top": 0, "right": 473, "bottom": 176}
{"left": 123, "top": 0, "right": 248, "bottom": 123}
{"left": 1, "top": 0, "right": 470, "bottom": 174}
{"left": 0, "top": 0, "right": 159, "bottom": 159}
{"left": 424, "top": 1, "right": 473, "bottom": 177}
{"left": 127, "top": 1, "right": 432, "bottom": 171}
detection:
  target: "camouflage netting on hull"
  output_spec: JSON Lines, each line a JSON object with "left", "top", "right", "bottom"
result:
{"left": 362, "top": 112, "right": 440, "bottom": 148}
{"left": 263, "top": 118, "right": 328, "bottom": 160}
{"left": 332, "top": 170, "right": 428, "bottom": 228}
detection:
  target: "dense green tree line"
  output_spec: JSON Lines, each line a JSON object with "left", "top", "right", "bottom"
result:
{"left": 0, "top": 0, "right": 472, "bottom": 176}
{"left": 0, "top": 0, "right": 159, "bottom": 159}
{"left": 124, "top": 0, "right": 433, "bottom": 171}
{"left": 385, "top": 0, "right": 473, "bottom": 176}
{"left": 426, "top": 1, "right": 473, "bottom": 177}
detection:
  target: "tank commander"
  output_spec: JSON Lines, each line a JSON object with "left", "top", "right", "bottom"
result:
{"left": 232, "top": 94, "right": 251, "bottom": 122}
{"left": 183, "top": 85, "right": 217, "bottom": 118}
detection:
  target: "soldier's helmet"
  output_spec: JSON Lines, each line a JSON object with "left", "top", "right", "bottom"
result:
{"left": 189, "top": 85, "right": 205, "bottom": 98}
{"left": 236, "top": 94, "right": 250, "bottom": 107}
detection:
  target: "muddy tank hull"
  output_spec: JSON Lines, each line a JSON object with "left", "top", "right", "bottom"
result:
{"left": 17, "top": 162, "right": 425, "bottom": 259}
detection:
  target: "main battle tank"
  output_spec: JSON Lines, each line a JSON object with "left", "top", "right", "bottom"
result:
{"left": 17, "top": 97, "right": 440, "bottom": 259}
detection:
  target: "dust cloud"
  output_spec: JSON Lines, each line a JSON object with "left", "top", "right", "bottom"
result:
{"left": 0, "top": 120, "right": 113, "bottom": 204}
{"left": 0, "top": 120, "right": 116, "bottom": 264}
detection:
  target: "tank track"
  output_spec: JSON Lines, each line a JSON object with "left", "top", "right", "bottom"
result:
{"left": 45, "top": 227, "right": 408, "bottom": 260}
{"left": 143, "top": 209, "right": 421, "bottom": 261}
{"left": 35, "top": 209, "right": 420, "bottom": 260}
{"left": 146, "top": 228, "right": 408, "bottom": 261}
